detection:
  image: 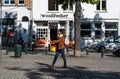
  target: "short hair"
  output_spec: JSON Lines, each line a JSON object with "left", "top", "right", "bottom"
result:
{"left": 59, "top": 29, "right": 64, "bottom": 34}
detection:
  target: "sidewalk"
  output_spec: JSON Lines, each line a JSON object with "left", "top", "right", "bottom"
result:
{"left": 0, "top": 49, "right": 120, "bottom": 79}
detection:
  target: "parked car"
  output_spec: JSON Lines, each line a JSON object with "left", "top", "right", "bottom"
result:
{"left": 94, "top": 36, "right": 120, "bottom": 53}
{"left": 112, "top": 43, "right": 120, "bottom": 57}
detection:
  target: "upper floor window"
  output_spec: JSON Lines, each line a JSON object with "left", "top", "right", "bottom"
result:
{"left": 4, "top": 0, "right": 15, "bottom": 5}
{"left": 66, "top": 2, "right": 73, "bottom": 11}
{"left": 48, "top": 0, "right": 58, "bottom": 11}
{"left": 96, "top": 0, "right": 106, "bottom": 11}
{"left": 19, "top": 0, "right": 24, "bottom": 4}
{"left": 0, "top": 0, "right": 2, "bottom": 5}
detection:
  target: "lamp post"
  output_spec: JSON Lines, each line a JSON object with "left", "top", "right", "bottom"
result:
{"left": 0, "top": 0, "right": 2, "bottom": 60}
{"left": 29, "top": 0, "right": 33, "bottom": 47}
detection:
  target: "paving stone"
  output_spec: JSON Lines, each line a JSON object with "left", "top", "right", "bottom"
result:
{"left": 0, "top": 49, "right": 120, "bottom": 79}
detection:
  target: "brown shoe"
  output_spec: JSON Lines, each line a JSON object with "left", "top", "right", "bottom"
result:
{"left": 48, "top": 64, "right": 54, "bottom": 68}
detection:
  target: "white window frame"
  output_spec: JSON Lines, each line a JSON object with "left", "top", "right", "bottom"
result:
{"left": 96, "top": 0, "right": 106, "bottom": 12}
{"left": 36, "top": 27, "right": 48, "bottom": 40}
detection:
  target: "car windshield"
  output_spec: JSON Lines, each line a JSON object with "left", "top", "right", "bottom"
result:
{"left": 105, "top": 36, "right": 114, "bottom": 42}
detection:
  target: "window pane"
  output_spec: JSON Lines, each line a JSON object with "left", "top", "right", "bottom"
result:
{"left": 102, "top": 1, "right": 106, "bottom": 10}
{"left": 5, "top": 0, "right": 9, "bottom": 4}
{"left": 10, "top": 0, "right": 15, "bottom": 4}
{"left": 105, "top": 31, "right": 117, "bottom": 37}
{"left": 96, "top": 1, "right": 100, "bottom": 10}
{"left": 105, "top": 22, "right": 117, "bottom": 29}
{"left": 81, "top": 23, "right": 91, "bottom": 29}
{"left": 95, "top": 22, "right": 101, "bottom": 29}
{"left": 81, "top": 31, "right": 91, "bottom": 37}
{"left": 95, "top": 31, "right": 101, "bottom": 38}
{"left": 48, "top": 0, "right": 58, "bottom": 11}
{"left": 19, "top": 0, "right": 24, "bottom": 4}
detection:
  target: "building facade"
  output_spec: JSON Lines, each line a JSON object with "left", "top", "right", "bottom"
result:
{"left": 32, "top": 0, "right": 120, "bottom": 47}
{"left": 1, "top": 0, "right": 120, "bottom": 47}
{"left": 0, "top": 0, "right": 31, "bottom": 45}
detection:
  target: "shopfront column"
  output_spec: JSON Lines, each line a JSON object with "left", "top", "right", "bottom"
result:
{"left": 71, "top": 21, "right": 74, "bottom": 41}
{"left": 65, "top": 21, "right": 70, "bottom": 45}
{"left": 91, "top": 22, "right": 95, "bottom": 42}
{"left": 101, "top": 21, "right": 105, "bottom": 41}
{"left": 118, "top": 17, "right": 120, "bottom": 36}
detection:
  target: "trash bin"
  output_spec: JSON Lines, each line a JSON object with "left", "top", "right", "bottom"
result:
{"left": 15, "top": 44, "right": 22, "bottom": 57}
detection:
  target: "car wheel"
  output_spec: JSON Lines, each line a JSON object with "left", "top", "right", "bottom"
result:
{"left": 113, "top": 49, "right": 120, "bottom": 57}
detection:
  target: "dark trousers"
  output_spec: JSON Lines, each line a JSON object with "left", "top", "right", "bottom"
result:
{"left": 52, "top": 49, "right": 67, "bottom": 67}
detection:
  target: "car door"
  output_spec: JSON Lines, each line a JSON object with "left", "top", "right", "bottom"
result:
{"left": 105, "top": 37, "right": 116, "bottom": 51}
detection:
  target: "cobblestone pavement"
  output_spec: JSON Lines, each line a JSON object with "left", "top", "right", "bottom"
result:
{"left": 0, "top": 49, "right": 120, "bottom": 79}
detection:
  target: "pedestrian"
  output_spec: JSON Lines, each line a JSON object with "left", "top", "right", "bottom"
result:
{"left": 49, "top": 29, "right": 67, "bottom": 68}
{"left": 21, "top": 29, "right": 29, "bottom": 51}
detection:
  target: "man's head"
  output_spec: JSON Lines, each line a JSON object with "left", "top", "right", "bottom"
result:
{"left": 58, "top": 29, "right": 64, "bottom": 35}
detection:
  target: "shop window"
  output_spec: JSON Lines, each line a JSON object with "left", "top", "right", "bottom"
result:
{"left": 1, "top": 19, "right": 14, "bottom": 36}
{"left": 95, "top": 22, "right": 101, "bottom": 29}
{"left": 105, "top": 22, "right": 117, "bottom": 29}
{"left": 96, "top": 0, "right": 106, "bottom": 11}
{"left": 105, "top": 31, "right": 117, "bottom": 37}
{"left": 95, "top": 31, "right": 101, "bottom": 38}
{"left": 81, "top": 22, "right": 91, "bottom": 29}
{"left": 48, "top": 0, "right": 58, "bottom": 11}
{"left": 81, "top": 31, "right": 91, "bottom": 37}
{"left": 36, "top": 28, "right": 48, "bottom": 39}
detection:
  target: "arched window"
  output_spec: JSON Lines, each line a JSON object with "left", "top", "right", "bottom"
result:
{"left": 22, "top": 16, "right": 29, "bottom": 21}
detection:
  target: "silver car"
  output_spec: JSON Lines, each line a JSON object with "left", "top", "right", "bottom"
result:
{"left": 95, "top": 36, "right": 120, "bottom": 53}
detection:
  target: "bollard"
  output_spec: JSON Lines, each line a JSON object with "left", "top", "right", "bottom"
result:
{"left": 15, "top": 44, "right": 22, "bottom": 58}
{"left": 45, "top": 47, "right": 48, "bottom": 55}
{"left": 6, "top": 46, "right": 9, "bottom": 54}
{"left": 66, "top": 45, "right": 69, "bottom": 55}
{"left": 86, "top": 47, "right": 89, "bottom": 55}
{"left": 101, "top": 47, "right": 105, "bottom": 58}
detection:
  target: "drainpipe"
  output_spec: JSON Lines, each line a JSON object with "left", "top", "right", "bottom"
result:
{"left": 0, "top": 1, "right": 2, "bottom": 60}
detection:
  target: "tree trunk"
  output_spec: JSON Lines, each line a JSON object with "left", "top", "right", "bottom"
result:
{"left": 74, "top": 0, "right": 81, "bottom": 57}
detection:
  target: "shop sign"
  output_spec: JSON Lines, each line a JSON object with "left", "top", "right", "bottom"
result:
{"left": 41, "top": 13, "right": 68, "bottom": 18}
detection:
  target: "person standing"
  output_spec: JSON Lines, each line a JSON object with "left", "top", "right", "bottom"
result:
{"left": 21, "top": 29, "right": 28, "bottom": 51}
{"left": 49, "top": 29, "right": 67, "bottom": 68}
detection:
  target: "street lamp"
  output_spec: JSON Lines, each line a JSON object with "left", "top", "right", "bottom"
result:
{"left": 0, "top": 0, "right": 2, "bottom": 60}
{"left": 29, "top": 0, "right": 33, "bottom": 47}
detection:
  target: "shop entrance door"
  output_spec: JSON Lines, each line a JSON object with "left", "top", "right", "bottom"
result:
{"left": 50, "top": 28, "right": 58, "bottom": 40}
{"left": 49, "top": 23, "right": 58, "bottom": 52}
{"left": 49, "top": 23, "right": 58, "bottom": 40}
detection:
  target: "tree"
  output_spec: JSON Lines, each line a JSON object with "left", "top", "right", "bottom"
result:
{"left": 54, "top": 0, "right": 98, "bottom": 56}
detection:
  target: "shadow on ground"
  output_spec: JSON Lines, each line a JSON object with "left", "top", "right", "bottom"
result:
{"left": 4, "top": 62, "right": 120, "bottom": 79}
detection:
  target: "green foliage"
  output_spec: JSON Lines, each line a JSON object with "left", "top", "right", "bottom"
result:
{"left": 54, "top": 0, "right": 98, "bottom": 10}
{"left": 81, "top": 0, "right": 98, "bottom": 4}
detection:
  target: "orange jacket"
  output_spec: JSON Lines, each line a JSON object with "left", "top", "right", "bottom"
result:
{"left": 51, "top": 36, "right": 65, "bottom": 50}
